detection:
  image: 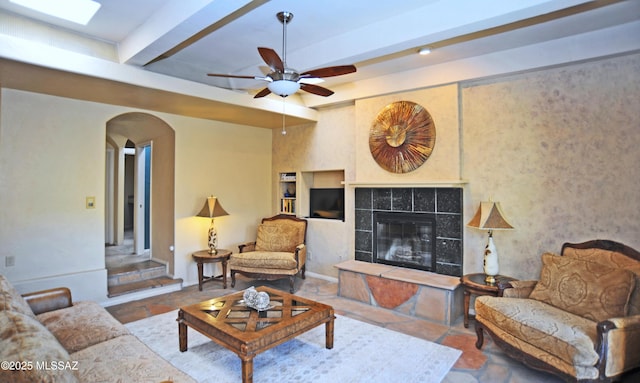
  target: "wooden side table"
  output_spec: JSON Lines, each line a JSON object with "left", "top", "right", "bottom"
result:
{"left": 192, "top": 249, "right": 232, "bottom": 291}
{"left": 460, "top": 273, "right": 516, "bottom": 328}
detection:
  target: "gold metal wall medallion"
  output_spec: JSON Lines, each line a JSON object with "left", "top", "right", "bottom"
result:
{"left": 369, "top": 101, "right": 436, "bottom": 173}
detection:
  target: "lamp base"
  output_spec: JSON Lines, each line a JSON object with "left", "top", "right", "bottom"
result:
{"left": 483, "top": 232, "right": 499, "bottom": 285}
{"left": 207, "top": 219, "right": 218, "bottom": 255}
{"left": 485, "top": 274, "right": 496, "bottom": 284}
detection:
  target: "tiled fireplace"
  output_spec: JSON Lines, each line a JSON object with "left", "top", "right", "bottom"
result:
{"left": 338, "top": 187, "right": 464, "bottom": 325}
{"left": 355, "top": 187, "right": 463, "bottom": 277}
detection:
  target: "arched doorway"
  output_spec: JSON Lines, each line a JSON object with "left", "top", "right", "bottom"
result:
{"left": 105, "top": 113, "right": 176, "bottom": 275}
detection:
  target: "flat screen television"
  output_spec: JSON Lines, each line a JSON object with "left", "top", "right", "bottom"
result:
{"left": 309, "top": 188, "right": 344, "bottom": 220}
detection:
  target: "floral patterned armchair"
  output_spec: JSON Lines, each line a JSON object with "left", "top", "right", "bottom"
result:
{"left": 229, "top": 215, "right": 307, "bottom": 293}
{"left": 475, "top": 239, "right": 640, "bottom": 383}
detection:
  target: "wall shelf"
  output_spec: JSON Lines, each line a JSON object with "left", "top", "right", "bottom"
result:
{"left": 347, "top": 180, "right": 468, "bottom": 188}
{"left": 278, "top": 172, "right": 297, "bottom": 215}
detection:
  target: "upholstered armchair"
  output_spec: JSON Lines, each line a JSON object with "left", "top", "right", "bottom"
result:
{"left": 229, "top": 215, "right": 307, "bottom": 293}
{"left": 474, "top": 240, "right": 640, "bottom": 383}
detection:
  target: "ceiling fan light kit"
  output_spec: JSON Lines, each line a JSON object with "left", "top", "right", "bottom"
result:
{"left": 207, "top": 11, "right": 356, "bottom": 99}
{"left": 268, "top": 80, "right": 300, "bottom": 97}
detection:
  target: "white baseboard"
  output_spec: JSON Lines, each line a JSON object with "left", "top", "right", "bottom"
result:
{"left": 100, "top": 282, "right": 182, "bottom": 307}
{"left": 305, "top": 271, "right": 338, "bottom": 283}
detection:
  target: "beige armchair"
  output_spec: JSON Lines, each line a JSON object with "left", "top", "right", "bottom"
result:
{"left": 475, "top": 239, "right": 640, "bottom": 383}
{"left": 230, "top": 215, "right": 307, "bottom": 293}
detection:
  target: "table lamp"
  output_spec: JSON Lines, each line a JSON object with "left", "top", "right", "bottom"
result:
{"left": 196, "top": 196, "right": 229, "bottom": 254}
{"left": 467, "top": 200, "right": 514, "bottom": 284}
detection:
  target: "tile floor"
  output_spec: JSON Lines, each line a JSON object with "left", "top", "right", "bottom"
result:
{"left": 109, "top": 274, "right": 634, "bottom": 383}
{"left": 105, "top": 235, "right": 638, "bottom": 383}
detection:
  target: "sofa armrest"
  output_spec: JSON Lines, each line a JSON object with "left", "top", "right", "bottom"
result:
{"left": 597, "top": 314, "right": 640, "bottom": 378}
{"left": 22, "top": 287, "right": 72, "bottom": 315}
{"left": 501, "top": 280, "right": 538, "bottom": 298}
{"left": 238, "top": 241, "right": 256, "bottom": 253}
{"left": 295, "top": 244, "right": 306, "bottom": 267}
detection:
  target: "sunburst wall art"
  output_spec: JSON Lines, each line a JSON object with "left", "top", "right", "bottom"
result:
{"left": 369, "top": 101, "right": 436, "bottom": 173}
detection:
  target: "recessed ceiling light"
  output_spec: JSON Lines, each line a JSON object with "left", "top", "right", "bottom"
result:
{"left": 418, "top": 47, "right": 432, "bottom": 56}
{"left": 10, "top": 0, "right": 101, "bottom": 25}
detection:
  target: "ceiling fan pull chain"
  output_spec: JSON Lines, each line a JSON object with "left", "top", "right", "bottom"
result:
{"left": 281, "top": 97, "right": 287, "bottom": 135}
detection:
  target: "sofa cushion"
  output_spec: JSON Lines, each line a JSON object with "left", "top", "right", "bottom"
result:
{"left": 255, "top": 224, "right": 301, "bottom": 253}
{"left": 530, "top": 253, "right": 635, "bottom": 322}
{"left": 37, "top": 301, "right": 131, "bottom": 353}
{"left": 230, "top": 251, "right": 298, "bottom": 270}
{"left": 0, "top": 274, "right": 37, "bottom": 319}
{"left": 475, "top": 296, "right": 599, "bottom": 367}
{"left": 564, "top": 247, "right": 640, "bottom": 316}
{"left": 72, "top": 334, "right": 196, "bottom": 383}
{"left": 0, "top": 310, "right": 78, "bottom": 383}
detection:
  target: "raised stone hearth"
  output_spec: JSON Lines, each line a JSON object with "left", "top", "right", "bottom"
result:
{"left": 336, "top": 260, "right": 463, "bottom": 326}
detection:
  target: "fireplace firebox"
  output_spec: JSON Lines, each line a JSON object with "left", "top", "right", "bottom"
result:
{"left": 374, "top": 212, "right": 436, "bottom": 272}
{"left": 355, "top": 187, "right": 463, "bottom": 277}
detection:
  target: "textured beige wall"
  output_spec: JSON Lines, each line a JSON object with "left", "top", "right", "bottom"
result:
{"left": 272, "top": 105, "right": 355, "bottom": 276}
{"left": 355, "top": 85, "right": 461, "bottom": 183}
{"left": 273, "top": 53, "right": 640, "bottom": 281}
{"left": 271, "top": 86, "right": 461, "bottom": 277}
{"left": 462, "top": 53, "right": 640, "bottom": 279}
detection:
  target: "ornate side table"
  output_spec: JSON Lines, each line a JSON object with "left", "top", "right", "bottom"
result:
{"left": 192, "top": 249, "right": 231, "bottom": 290}
{"left": 460, "top": 273, "right": 516, "bottom": 328}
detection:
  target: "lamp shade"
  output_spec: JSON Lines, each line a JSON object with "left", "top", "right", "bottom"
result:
{"left": 196, "top": 196, "right": 229, "bottom": 219}
{"left": 467, "top": 201, "right": 514, "bottom": 230}
{"left": 268, "top": 80, "right": 300, "bottom": 97}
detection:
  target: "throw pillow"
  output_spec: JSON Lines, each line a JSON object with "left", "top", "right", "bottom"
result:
{"left": 563, "top": 247, "right": 640, "bottom": 316}
{"left": 255, "top": 224, "right": 301, "bottom": 253}
{"left": 529, "top": 252, "right": 635, "bottom": 322}
{"left": 0, "top": 274, "right": 37, "bottom": 319}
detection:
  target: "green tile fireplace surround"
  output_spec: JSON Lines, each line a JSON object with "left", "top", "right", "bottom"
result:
{"left": 336, "top": 260, "right": 463, "bottom": 326}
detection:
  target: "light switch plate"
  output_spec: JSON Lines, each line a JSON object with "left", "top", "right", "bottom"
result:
{"left": 86, "top": 196, "right": 96, "bottom": 209}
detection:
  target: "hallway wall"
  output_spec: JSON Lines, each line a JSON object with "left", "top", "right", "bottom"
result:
{"left": 0, "top": 88, "right": 273, "bottom": 302}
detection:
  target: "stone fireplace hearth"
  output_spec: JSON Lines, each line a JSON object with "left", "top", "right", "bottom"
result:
{"left": 355, "top": 187, "right": 463, "bottom": 277}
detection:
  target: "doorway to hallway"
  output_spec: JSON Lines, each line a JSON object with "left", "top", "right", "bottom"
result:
{"left": 105, "top": 112, "right": 178, "bottom": 298}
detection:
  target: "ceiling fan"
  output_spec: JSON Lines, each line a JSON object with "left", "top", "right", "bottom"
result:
{"left": 207, "top": 11, "right": 356, "bottom": 98}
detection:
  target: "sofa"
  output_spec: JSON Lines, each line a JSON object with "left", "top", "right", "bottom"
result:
{"left": 0, "top": 274, "right": 196, "bottom": 383}
{"left": 474, "top": 240, "right": 640, "bottom": 383}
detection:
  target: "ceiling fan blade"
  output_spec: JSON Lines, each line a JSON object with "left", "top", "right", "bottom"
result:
{"left": 301, "top": 65, "right": 356, "bottom": 78}
{"left": 207, "top": 73, "right": 263, "bottom": 80}
{"left": 300, "top": 83, "right": 334, "bottom": 97}
{"left": 258, "top": 47, "right": 284, "bottom": 72}
{"left": 253, "top": 87, "right": 272, "bottom": 98}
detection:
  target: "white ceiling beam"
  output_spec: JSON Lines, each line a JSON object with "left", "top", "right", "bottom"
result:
{"left": 0, "top": 32, "right": 317, "bottom": 123}
{"left": 303, "top": 20, "right": 640, "bottom": 108}
{"left": 119, "top": 0, "right": 256, "bottom": 66}
{"left": 286, "top": 0, "right": 593, "bottom": 71}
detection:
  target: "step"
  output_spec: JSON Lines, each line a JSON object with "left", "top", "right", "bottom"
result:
{"left": 107, "top": 276, "right": 183, "bottom": 298}
{"left": 107, "top": 260, "right": 166, "bottom": 287}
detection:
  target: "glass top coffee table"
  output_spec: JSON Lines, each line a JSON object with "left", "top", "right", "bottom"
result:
{"left": 178, "top": 286, "right": 335, "bottom": 383}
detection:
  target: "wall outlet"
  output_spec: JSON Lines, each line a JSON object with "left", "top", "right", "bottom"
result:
{"left": 5, "top": 256, "right": 15, "bottom": 267}
{"left": 307, "top": 250, "right": 312, "bottom": 260}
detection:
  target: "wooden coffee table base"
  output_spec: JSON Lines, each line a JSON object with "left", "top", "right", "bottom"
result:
{"left": 177, "top": 287, "right": 335, "bottom": 383}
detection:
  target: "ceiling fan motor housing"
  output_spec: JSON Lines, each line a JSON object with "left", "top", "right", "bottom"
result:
{"left": 268, "top": 69, "right": 300, "bottom": 82}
